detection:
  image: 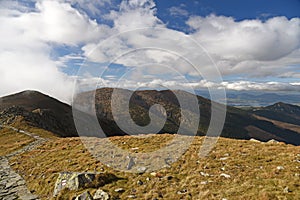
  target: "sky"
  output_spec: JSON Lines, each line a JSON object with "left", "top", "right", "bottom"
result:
{"left": 0, "top": 0, "right": 300, "bottom": 103}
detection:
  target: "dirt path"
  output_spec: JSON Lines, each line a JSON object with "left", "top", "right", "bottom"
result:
{"left": 0, "top": 125, "right": 47, "bottom": 200}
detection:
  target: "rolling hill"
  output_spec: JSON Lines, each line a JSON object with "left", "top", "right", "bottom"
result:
{"left": 1, "top": 89, "right": 300, "bottom": 145}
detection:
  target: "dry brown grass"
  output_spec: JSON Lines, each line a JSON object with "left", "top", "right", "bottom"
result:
{"left": 11, "top": 117, "right": 59, "bottom": 139}
{"left": 0, "top": 127, "right": 34, "bottom": 156}
{"left": 9, "top": 135, "right": 300, "bottom": 200}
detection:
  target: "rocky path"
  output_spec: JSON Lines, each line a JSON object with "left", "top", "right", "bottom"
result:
{"left": 0, "top": 125, "right": 47, "bottom": 200}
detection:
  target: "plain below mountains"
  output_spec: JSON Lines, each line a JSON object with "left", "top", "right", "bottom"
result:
{"left": 0, "top": 89, "right": 300, "bottom": 145}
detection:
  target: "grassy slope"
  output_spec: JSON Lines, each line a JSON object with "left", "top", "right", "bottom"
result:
{"left": 9, "top": 134, "right": 300, "bottom": 200}
{"left": 0, "top": 127, "right": 34, "bottom": 156}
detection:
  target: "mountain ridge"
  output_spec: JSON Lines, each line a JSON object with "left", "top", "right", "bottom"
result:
{"left": 1, "top": 89, "right": 300, "bottom": 145}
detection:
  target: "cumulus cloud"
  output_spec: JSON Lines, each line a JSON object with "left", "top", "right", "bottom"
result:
{"left": 77, "top": 76, "right": 300, "bottom": 92}
{"left": 1, "top": 0, "right": 300, "bottom": 103}
{"left": 0, "top": 0, "right": 110, "bottom": 103}
{"left": 64, "top": 0, "right": 113, "bottom": 16}
{"left": 82, "top": 7, "right": 300, "bottom": 82}
{"left": 186, "top": 15, "right": 300, "bottom": 77}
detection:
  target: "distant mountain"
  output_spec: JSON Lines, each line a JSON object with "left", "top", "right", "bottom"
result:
{"left": 1, "top": 89, "right": 300, "bottom": 145}
{"left": 75, "top": 88, "right": 300, "bottom": 145}
{"left": 196, "top": 90, "right": 300, "bottom": 107}
{"left": 252, "top": 102, "right": 300, "bottom": 126}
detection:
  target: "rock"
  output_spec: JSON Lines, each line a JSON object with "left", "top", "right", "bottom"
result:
{"left": 219, "top": 157, "right": 228, "bottom": 161}
{"left": 75, "top": 191, "right": 93, "bottom": 200}
{"left": 93, "top": 189, "right": 109, "bottom": 200}
{"left": 53, "top": 172, "right": 96, "bottom": 196}
{"left": 126, "top": 157, "right": 135, "bottom": 170}
{"left": 150, "top": 172, "right": 163, "bottom": 178}
{"left": 136, "top": 166, "right": 147, "bottom": 174}
{"left": 267, "top": 139, "right": 280, "bottom": 144}
{"left": 114, "top": 188, "right": 125, "bottom": 193}
{"left": 250, "top": 138, "right": 261, "bottom": 143}
{"left": 137, "top": 180, "right": 143, "bottom": 185}
{"left": 220, "top": 173, "right": 231, "bottom": 178}
{"left": 277, "top": 166, "right": 284, "bottom": 170}
{"left": 200, "top": 172, "right": 210, "bottom": 177}
{"left": 150, "top": 172, "right": 157, "bottom": 177}
{"left": 177, "top": 189, "right": 187, "bottom": 194}
{"left": 283, "top": 186, "right": 291, "bottom": 193}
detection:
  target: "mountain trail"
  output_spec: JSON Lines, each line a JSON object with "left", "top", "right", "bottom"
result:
{"left": 0, "top": 125, "right": 47, "bottom": 200}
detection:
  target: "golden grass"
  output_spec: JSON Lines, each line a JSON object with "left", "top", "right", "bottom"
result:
{"left": 9, "top": 135, "right": 300, "bottom": 200}
{"left": 11, "top": 117, "right": 58, "bottom": 139}
{"left": 0, "top": 127, "right": 34, "bottom": 156}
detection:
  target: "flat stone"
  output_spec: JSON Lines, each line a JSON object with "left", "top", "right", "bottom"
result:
{"left": 75, "top": 191, "right": 93, "bottom": 200}
{"left": 93, "top": 189, "right": 110, "bottom": 200}
{"left": 53, "top": 172, "right": 96, "bottom": 196}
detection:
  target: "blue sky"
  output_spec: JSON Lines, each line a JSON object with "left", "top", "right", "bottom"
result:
{"left": 0, "top": 0, "right": 300, "bottom": 102}
{"left": 156, "top": 0, "right": 300, "bottom": 31}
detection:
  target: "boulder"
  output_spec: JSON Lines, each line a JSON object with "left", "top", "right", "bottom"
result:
{"left": 53, "top": 172, "right": 96, "bottom": 196}
{"left": 75, "top": 191, "right": 93, "bottom": 200}
{"left": 250, "top": 138, "right": 261, "bottom": 143}
{"left": 93, "top": 189, "right": 109, "bottom": 200}
{"left": 267, "top": 139, "right": 280, "bottom": 144}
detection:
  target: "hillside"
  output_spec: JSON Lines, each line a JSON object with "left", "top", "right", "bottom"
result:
{"left": 252, "top": 102, "right": 300, "bottom": 126}
{"left": 1, "top": 89, "right": 300, "bottom": 144}
{"left": 75, "top": 88, "right": 300, "bottom": 145}
{"left": 0, "top": 91, "right": 78, "bottom": 137}
{"left": 1, "top": 90, "right": 300, "bottom": 199}
{"left": 7, "top": 133, "right": 300, "bottom": 200}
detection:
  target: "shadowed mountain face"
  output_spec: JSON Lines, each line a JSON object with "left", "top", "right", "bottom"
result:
{"left": 252, "top": 102, "right": 300, "bottom": 126}
{"left": 0, "top": 91, "right": 78, "bottom": 137}
{"left": 1, "top": 89, "right": 300, "bottom": 145}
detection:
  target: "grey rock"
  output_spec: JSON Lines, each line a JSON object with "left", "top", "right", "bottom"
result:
{"left": 283, "top": 186, "right": 291, "bottom": 193}
{"left": 114, "top": 188, "right": 125, "bottom": 193}
{"left": 126, "top": 157, "right": 135, "bottom": 170}
{"left": 267, "top": 139, "right": 280, "bottom": 144}
{"left": 93, "top": 189, "right": 109, "bottom": 200}
{"left": 75, "top": 191, "right": 93, "bottom": 200}
{"left": 137, "top": 180, "right": 143, "bottom": 185}
{"left": 53, "top": 172, "right": 96, "bottom": 196}
{"left": 136, "top": 166, "right": 147, "bottom": 174}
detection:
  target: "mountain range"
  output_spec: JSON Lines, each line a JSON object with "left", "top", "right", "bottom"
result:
{"left": 196, "top": 90, "right": 300, "bottom": 107}
{"left": 0, "top": 88, "right": 300, "bottom": 145}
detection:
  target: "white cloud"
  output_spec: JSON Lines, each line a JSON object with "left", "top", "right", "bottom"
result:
{"left": 78, "top": 76, "right": 300, "bottom": 92}
{"left": 82, "top": 9, "right": 300, "bottom": 81}
{"left": 64, "top": 0, "right": 113, "bottom": 16}
{"left": 1, "top": 0, "right": 300, "bottom": 103}
{"left": 188, "top": 15, "right": 300, "bottom": 61}
{"left": 0, "top": 0, "right": 111, "bottom": 103}
{"left": 108, "top": 0, "right": 163, "bottom": 32}
{"left": 186, "top": 15, "right": 300, "bottom": 77}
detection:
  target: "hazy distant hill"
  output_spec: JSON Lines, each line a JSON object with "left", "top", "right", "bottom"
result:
{"left": 1, "top": 89, "right": 300, "bottom": 145}
{"left": 196, "top": 90, "right": 300, "bottom": 106}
